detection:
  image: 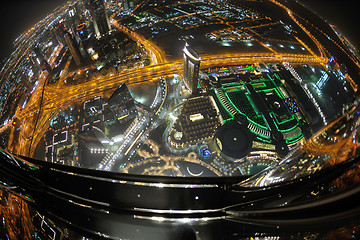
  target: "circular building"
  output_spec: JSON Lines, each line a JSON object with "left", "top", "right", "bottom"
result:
{"left": 215, "top": 121, "right": 253, "bottom": 159}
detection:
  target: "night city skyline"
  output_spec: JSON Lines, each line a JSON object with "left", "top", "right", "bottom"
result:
{"left": 0, "top": 0, "right": 360, "bottom": 239}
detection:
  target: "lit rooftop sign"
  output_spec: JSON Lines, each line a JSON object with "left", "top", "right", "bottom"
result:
{"left": 189, "top": 113, "right": 204, "bottom": 122}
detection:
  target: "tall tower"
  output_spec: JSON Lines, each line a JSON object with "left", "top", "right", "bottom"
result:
{"left": 52, "top": 24, "right": 67, "bottom": 45}
{"left": 32, "top": 47, "right": 53, "bottom": 74}
{"left": 65, "top": 32, "right": 83, "bottom": 66}
{"left": 183, "top": 44, "right": 201, "bottom": 93}
{"left": 89, "top": 0, "right": 112, "bottom": 38}
{"left": 122, "top": 0, "right": 135, "bottom": 10}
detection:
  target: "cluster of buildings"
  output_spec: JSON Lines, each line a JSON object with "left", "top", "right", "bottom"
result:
{"left": 39, "top": 0, "right": 355, "bottom": 176}
{"left": 0, "top": 0, "right": 356, "bottom": 178}
{"left": 44, "top": 83, "right": 138, "bottom": 168}
{"left": 0, "top": 0, "right": 149, "bottom": 143}
{"left": 162, "top": 33, "right": 352, "bottom": 176}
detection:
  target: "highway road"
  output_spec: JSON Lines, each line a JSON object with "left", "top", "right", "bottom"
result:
{"left": 2, "top": 0, "right": 335, "bottom": 158}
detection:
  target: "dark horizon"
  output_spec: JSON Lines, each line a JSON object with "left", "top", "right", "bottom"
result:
{"left": 0, "top": 0, "right": 68, "bottom": 65}
{"left": 298, "top": 0, "right": 360, "bottom": 53}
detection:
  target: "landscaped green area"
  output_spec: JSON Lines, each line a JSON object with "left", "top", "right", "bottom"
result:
{"left": 210, "top": 76, "right": 303, "bottom": 145}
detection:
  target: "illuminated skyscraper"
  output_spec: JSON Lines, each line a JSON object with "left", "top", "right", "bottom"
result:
{"left": 88, "top": 0, "right": 112, "bottom": 38}
{"left": 183, "top": 44, "right": 201, "bottom": 93}
{"left": 65, "top": 32, "right": 83, "bottom": 66}
{"left": 32, "top": 47, "right": 52, "bottom": 74}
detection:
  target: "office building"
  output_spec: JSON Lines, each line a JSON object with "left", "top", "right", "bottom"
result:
{"left": 104, "top": 83, "right": 138, "bottom": 125}
{"left": 88, "top": 0, "right": 112, "bottom": 38}
{"left": 183, "top": 43, "right": 201, "bottom": 93}
{"left": 65, "top": 32, "right": 83, "bottom": 66}
{"left": 32, "top": 47, "right": 53, "bottom": 74}
{"left": 121, "top": 0, "right": 135, "bottom": 10}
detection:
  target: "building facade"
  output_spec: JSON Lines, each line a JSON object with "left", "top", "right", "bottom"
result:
{"left": 121, "top": 0, "right": 135, "bottom": 10}
{"left": 88, "top": 0, "right": 112, "bottom": 38}
{"left": 65, "top": 32, "right": 83, "bottom": 66}
{"left": 104, "top": 83, "right": 138, "bottom": 125}
{"left": 32, "top": 47, "right": 53, "bottom": 74}
{"left": 183, "top": 44, "right": 201, "bottom": 93}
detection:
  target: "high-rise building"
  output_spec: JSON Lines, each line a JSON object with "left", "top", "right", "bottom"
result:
{"left": 183, "top": 44, "right": 201, "bottom": 93}
{"left": 121, "top": 0, "right": 135, "bottom": 10}
{"left": 64, "top": 32, "right": 83, "bottom": 66}
{"left": 104, "top": 83, "right": 138, "bottom": 125}
{"left": 32, "top": 47, "right": 53, "bottom": 74}
{"left": 52, "top": 25, "right": 65, "bottom": 45}
{"left": 88, "top": 0, "right": 112, "bottom": 38}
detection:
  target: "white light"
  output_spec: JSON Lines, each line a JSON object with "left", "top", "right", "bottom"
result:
{"left": 155, "top": 183, "right": 164, "bottom": 188}
{"left": 151, "top": 217, "right": 165, "bottom": 222}
{"left": 189, "top": 113, "right": 204, "bottom": 122}
{"left": 179, "top": 218, "right": 193, "bottom": 223}
{"left": 221, "top": 42, "right": 231, "bottom": 47}
{"left": 113, "top": 136, "right": 123, "bottom": 143}
{"left": 184, "top": 44, "right": 201, "bottom": 62}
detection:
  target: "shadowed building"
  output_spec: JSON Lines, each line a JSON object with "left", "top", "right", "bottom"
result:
{"left": 65, "top": 32, "right": 83, "bottom": 66}
{"left": 88, "top": 0, "right": 112, "bottom": 38}
{"left": 121, "top": 0, "right": 135, "bottom": 10}
{"left": 183, "top": 44, "right": 201, "bottom": 94}
{"left": 103, "top": 83, "right": 138, "bottom": 125}
{"left": 78, "top": 128, "right": 108, "bottom": 168}
{"left": 32, "top": 47, "right": 53, "bottom": 74}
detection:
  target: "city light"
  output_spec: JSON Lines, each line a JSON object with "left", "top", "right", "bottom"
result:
{"left": 0, "top": 0, "right": 357, "bottom": 180}
{"left": 0, "top": 0, "right": 359, "bottom": 238}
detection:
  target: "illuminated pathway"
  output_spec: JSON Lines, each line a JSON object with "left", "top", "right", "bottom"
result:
{"left": 10, "top": 52, "right": 327, "bottom": 156}
{"left": 122, "top": 152, "right": 223, "bottom": 177}
{"left": 8, "top": 52, "right": 328, "bottom": 156}
{"left": 269, "top": 0, "right": 359, "bottom": 91}
{"left": 268, "top": 0, "right": 327, "bottom": 59}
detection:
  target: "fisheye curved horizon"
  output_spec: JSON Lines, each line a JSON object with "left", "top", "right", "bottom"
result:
{"left": 0, "top": 0, "right": 359, "bottom": 184}
{"left": 2, "top": 0, "right": 360, "bottom": 239}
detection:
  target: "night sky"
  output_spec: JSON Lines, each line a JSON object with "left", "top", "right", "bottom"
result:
{"left": 0, "top": 0, "right": 67, "bottom": 64}
{"left": 298, "top": 0, "right": 360, "bottom": 52}
{"left": 0, "top": 0, "right": 359, "bottom": 66}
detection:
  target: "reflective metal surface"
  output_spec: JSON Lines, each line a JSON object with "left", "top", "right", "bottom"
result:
{"left": 1, "top": 144, "right": 360, "bottom": 239}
